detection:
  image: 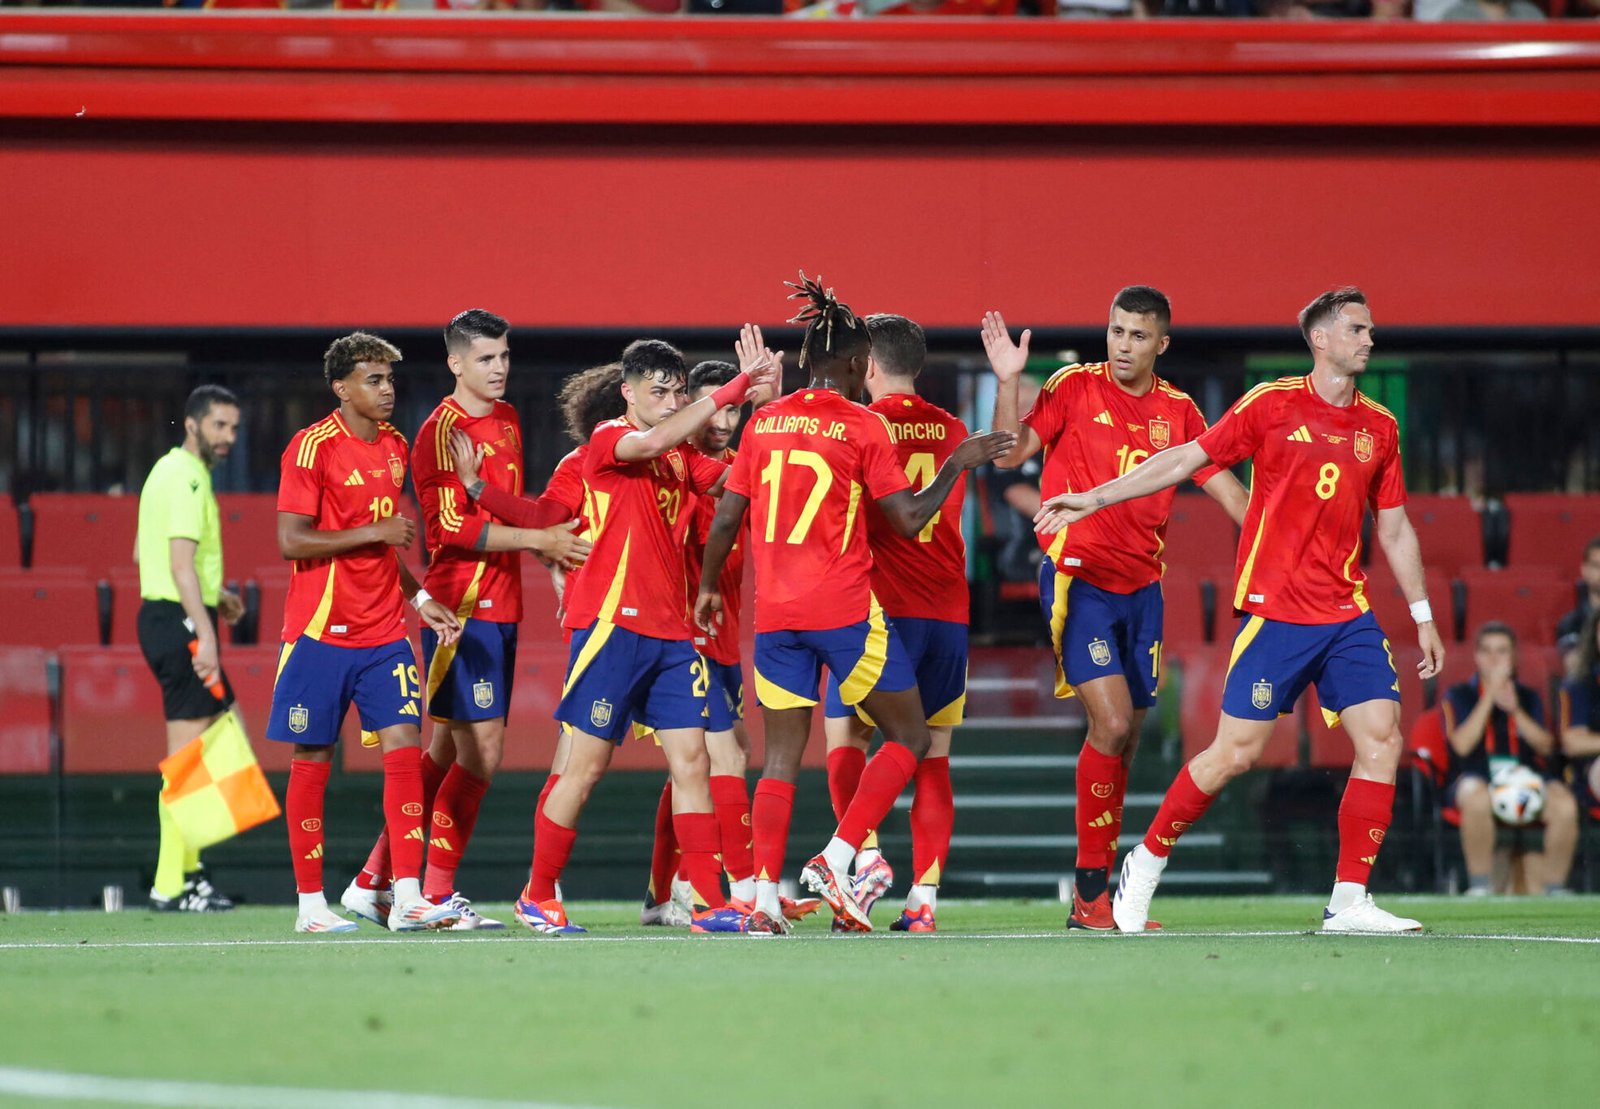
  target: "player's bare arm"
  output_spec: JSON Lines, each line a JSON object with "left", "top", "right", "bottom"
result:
{"left": 1201, "top": 469, "right": 1251, "bottom": 527}
{"left": 1035, "top": 439, "right": 1211, "bottom": 534}
{"left": 877, "top": 430, "right": 1016, "bottom": 539}
{"left": 1560, "top": 718, "right": 1600, "bottom": 758}
{"left": 735, "top": 323, "right": 784, "bottom": 408}
{"left": 277, "top": 509, "right": 414, "bottom": 559}
{"left": 980, "top": 310, "right": 1042, "bottom": 469}
{"left": 397, "top": 554, "right": 462, "bottom": 647}
{"left": 613, "top": 334, "right": 779, "bottom": 464}
{"left": 439, "top": 428, "right": 589, "bottom": 567}
{"left": 694, "top": 490, "right": 750, "bottom": 635}
{"left": 1373, "top": 504, "right": 1445, "bottom": 680}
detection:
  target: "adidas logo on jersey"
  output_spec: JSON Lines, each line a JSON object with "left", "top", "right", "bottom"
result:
{"left": 344, "top": 469, "right": 366, "bottom": 485}
{"left": 1093, "top": 410, "right": 1116, "bottom": 426}
{"left": 1286, "top": 425, "right": 1314, "bottom": 443}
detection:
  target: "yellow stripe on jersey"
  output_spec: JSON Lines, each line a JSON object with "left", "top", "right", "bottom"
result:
{"left": 1042, "top": 364, "right": 1091, "bottom": 394}
{"left": 1226, "top": 615, "right": 1266, "bottom": 679}
{"left": 438, "top": 486, "right": 464, "bottom": 533}
{"left": 1232, "top": 505, "right": 1269, "bottom": 611}
{"left": 1048, "top": 569, "right": 1074, "bottom": 700}
{"left": 1355, "top": 393, "right": 1397, "bottom": 424}
{"left": 1228, "top": 377, "right": 1302, "bottom": 417}
{"left": 425, "top": 562, "right": 486, "bottom": 716}
{"left": 841, "top": 480, "right": 864, "bottom": 554}
{"left": 378, "top": 421, "right": 408, "bottom": 448}
{"left": 302, "top": 563, "right": 338, "bottom": 642}
{"left": 296, "top": 421, "right": 341, "bottom": 469}
{"left": 1343, "top": 542, "right": 1369, "bottom": 614}
{"left": 837, "top": 597, "right": 891, "bottom": 705}
{"left": 596, "top": 535, "right": 630, "bottom": 623}
{"left": 434, "top": 408, "right": 458, "bottom": 471}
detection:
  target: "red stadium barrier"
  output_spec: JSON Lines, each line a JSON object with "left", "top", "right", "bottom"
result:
{"left": 27, "top": 494, "right": 138, "bottom": 579}
{"left": 0, "top": 571, "right": 102, "bottom": 648}
{"left": 0, "top": 501, "right": 19, "bottom": 570}
{"left": 1503, "top": 493, "right": 1600, "bottom": 570}
{"left": 0, "top": 646, "right": 52, "bottom": 774}
{"left": 1458, "top": 567, "right": 1574, "bottom": 648}
{"left": 218, "top": 494, "right": 287, "bottom": 580}
{"left": 1405, "top": 494, "right": 1484, "bottom": 578}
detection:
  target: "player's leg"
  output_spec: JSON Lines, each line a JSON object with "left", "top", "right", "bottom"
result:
{"left": 1540, "top": 779, "right": 1579, "bottom": 894}
{"left": 537, "top": 725, "right": 573, "bottom": 827}
{"left": 1449, "top": 775, "right": 1495, "bottom": 894}
{"left": 517, "top": 728, "right": 612, "bottom": 933}
{"left": 705, "top": 662, "right": 756, "bottom": 903}
{"left": 641, "top": 775, "right": 688, "bottom": 925}
{"left": 345, "top": 720, "right": 449, "bottom": 925}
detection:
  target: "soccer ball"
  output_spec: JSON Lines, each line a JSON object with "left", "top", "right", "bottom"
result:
{"left": 1489, "top": 764, "right": 1545, "bottom": 827}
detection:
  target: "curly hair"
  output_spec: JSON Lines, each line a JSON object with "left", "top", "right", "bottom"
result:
{"left": 324, "top": 331, "right": 401, "bottom": 384}
{"left": 559, "top": 361, "right": 628, "bottom": 445}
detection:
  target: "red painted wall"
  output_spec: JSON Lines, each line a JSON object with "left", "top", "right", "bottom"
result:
{"left": 2, "top": 16, "right": 1599, "bottom": 331}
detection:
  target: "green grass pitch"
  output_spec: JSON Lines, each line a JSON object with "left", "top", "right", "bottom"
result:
{"left": 2, "top": 897, "right": 1597, "bottom": 1108}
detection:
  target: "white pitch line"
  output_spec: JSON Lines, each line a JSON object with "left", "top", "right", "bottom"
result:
{"left": 1, "top": 930, "right": 1596, "bottom": 950}
{"left": 0, "top": 1065, "right": 603, "bottom": 1109}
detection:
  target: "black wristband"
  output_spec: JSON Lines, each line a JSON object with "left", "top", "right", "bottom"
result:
{"left": 465, "top": 479, "right": 485, "bottom": 501}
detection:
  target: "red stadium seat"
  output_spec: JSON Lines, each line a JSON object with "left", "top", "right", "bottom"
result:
{"left": 0, "top": 500, "right": 19, "bottom": 569}
{"left": 106, "top": 565, "right": 143, "bottom": 646}
{"left": 218, "top": 493, "right": 287, "bottom": 579}
{"left": 0, "top": 571, "right": 103, "bottom": 647}
{"left": 1458, "top": 567, "right": 1574, "bottom": 648}
{"left": 1503, "top": 493, "right": 1600, "bottom": 569}
{"left": 58, "top": 644, "right": 166, "bottom": 772}
{"left": 1404, "top": 494, "right": 1483, "bottom": 576}
{"left": 0, "top": 646, "right": 52, "bottom": 773}
{"left": 1161, "top": 570, "right": 1206, "bottom": 648}
{"left": 1163, "top": 493, "right": 1238, "bottom": 583}
{"left": 1361, "top": 563, "right": 1455, "bottom": 644}
{"left": 251, "top": 566, "right": 292, "bottom": 646}
{"left": 28, "top": 493, "right": 139, "bottom": 577}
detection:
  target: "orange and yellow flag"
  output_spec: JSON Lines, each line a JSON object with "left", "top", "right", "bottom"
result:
{"left": 158, "top": 711, "right": 281, "bottom": 850}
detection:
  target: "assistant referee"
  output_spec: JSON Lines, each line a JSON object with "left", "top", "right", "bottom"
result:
{"left": 136, "top": 384, "right": 245, "bottom": 912}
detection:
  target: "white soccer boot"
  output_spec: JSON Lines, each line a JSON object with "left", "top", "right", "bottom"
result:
{"left": 1112, "top": 845, "right": 1167, "bottom": 934}
{"left": 295, "top": 905, "right": 359, "bottom": 934}
{"left": 1321, "top": 894, "right": 1422, "bottom": 934}
{"left": 445, "top": 892, "right": 506, "bottom": 931}
{"left": 340, "top": 879, "right": 393, "bottom": 927}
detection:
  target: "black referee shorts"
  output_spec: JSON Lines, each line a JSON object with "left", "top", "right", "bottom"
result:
{"left": 136, "top": 600, "right": 236, "bottom": 722}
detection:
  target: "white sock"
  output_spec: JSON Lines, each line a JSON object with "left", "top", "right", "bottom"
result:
{"left": 907, "top": 884, "right": 937, "bottom": 912}
{"left": 297, "top": 891, "right": 328, "bottom": 914}
{"left": 729, "top": 877, "right": 755, "bottom": 902}
{"left": 755, "top": 879, "right": 782, "bottom": 918}
{"left": 1327, "top": 881, "right": 1364, "bottom": 914}
{"left": 823, "top": 837, "right": 855, "bottom": 875}
{"left": 855, "top": 846, "right": 882, "bottom": 872}
{"left": 393, "top": 877, "right": 422, "bottom": 905}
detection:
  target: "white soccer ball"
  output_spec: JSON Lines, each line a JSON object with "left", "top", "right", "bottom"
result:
{"left": 1489, "top": 764, "right": 1545, "bottom": 827}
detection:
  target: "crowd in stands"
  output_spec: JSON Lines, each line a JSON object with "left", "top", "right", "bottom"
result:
{"left": 1, "top": 0, "right": 1596, "bottom": 18}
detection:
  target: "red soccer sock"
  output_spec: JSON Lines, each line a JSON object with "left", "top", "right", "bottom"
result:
{"left": 535, "top": 772, "right": 560, "bottom": 826}
{"left": 647, "top": 779, "right": 678, "bottom": 905}
{"left": 751, "top": 778, "right": 796, "bottom": 883}
{"left": 524, "top": 811, "right": 578, "bottom": 903}
{"left": 836, "top": 742, "right": 919, "bottom": 850}
{"left": 1142, "top": 764, "right": 1217, "bottom": 859}
{"left": 826, "top": 746, "right": 866, "bottom": 822}
{"left": 674, "top": 810, "right": 726, "bottom": 910}
{"left": 1075, "top": 744, "right": 1124, "bottom": 872}
{"left": 1335, "top": 777, "right": 1396, "bottom": 886}
{"left": 359, "top": 748, "right": 447, "bottom": 888}
{"left": 710, "top": 774, "right": 754, "bottom": 884}
{"left": 382, "top": 748, "right": 426, "bottom": 883}
{"left": 287, "top": 759, "right": 332, "bottom": 895}
{"left": 422, "top": 763, "right": 489, "bottom": 901}
{"left": 910, "top": 756, "right": 953, "bottom": 887}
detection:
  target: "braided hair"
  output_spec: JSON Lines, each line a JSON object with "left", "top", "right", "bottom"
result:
{"left": 786, "top": 271, "right": 870, "bottom": 371}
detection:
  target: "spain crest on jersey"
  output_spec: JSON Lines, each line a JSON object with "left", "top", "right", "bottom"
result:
{"left": 666, "top": 450, "right": 685, "bottom": 483}
{"left": 1251, "top": 681, "right": 1273, "bottom": 711}
{"left": 1148, "top": 417, "right": 1171, "bottom": 451}
{"left": 1354, "top": 431, "right": 1374, "bottom": 463}
{"left": 473, "top": 680, "right": 494, "bottom": 709}
{"left": 590, "top": 698, "right": 613, "bottom": 729}
{"left": 388, "top": 455, "right": 406, "bottom": 487}
{"left": 1089, "top": 638, "right": 1112, "bottom": 667}
{"left": 288, "top": 705, "right": 309, "bottom": 733}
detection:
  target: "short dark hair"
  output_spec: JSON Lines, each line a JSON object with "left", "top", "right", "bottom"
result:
{"left": 621, "top": 339, "right": 687, "bottom": 386}
{"left": 324, "top": 332, "right": 401, "bottom": 384}
{"left": 1584, "top": 535, "right": 1600, "bottom": 560}
{"left": 688, "top": 359, "right": 739, "bottom": 395}
{"left": 1298, "top": 286, "right": 1367, "bottom": 351}
{"left": 184, "top": 384, "right": 239, "bottom": 424}
{"left": 559, "top": 362, "right": 628, "bottom": 445}
{"left": 1476, "top": 621, "right": 1517, "bottom": 649}
{"left": 1578, "top": 606, "right": 1600, "bottom": 680}
{"left": 444, "top": 309, "right": 509, "bottom": 357}
{"left": 787, "top": 271, "right": 869, "bottom": 372}
{"left": 865, "top": 314, "right": 926, "bottom": 379}
{"left": 1110, "top": 286, "right": 1172, "bottom": 332}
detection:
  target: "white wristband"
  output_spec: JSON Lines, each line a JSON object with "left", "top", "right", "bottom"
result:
{"left": 411, "top": 588, "right": 433, "bottom": 613}
{"left": 1409, "top": 599, "right": 1434, "bottom": 625}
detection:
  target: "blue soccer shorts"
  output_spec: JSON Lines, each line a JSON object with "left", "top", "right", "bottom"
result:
{"left": 824, "top": 616, "right": 968, "bottom": 727}
{"left": 1039, "top": 561, "right": 1163, "bottom": 709}
{"left": 704, "top": 659, "right": 745, "bottom": 734}
{"left": 555, "top": 620, "right": 708, "bottom": 743}
{"left": 423, "top": 619, "right": 518, "bottom": 724}
{"left": 754, "top": 604, "right": 916, "bottom": 712}
{"left": 266, "top": 635, "right": 421, "bottom": 746}
{"left": 1221, "top": 611, "right": 1400, "bottom": 726}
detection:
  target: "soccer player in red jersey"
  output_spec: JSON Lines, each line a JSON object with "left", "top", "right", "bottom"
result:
{"left": 516, "top": 338, "right": 777, "bottom": 935}
{"left": 341, "top": 310, "right": 588, "bottom": 931}
{"left": 1037, "top": 288, "right": 1446, "bottom": 933}
{"left": 696, "top": 275, "right": 1014, "bottom": 935}
{"left": 267, "top": 332, "right": 465, "bottom": 935}
{"left": 820, "top": 313, "right": 971, "bottom": 932}
{"left": 982, "top": 287, "right": 1250, "bottom": 930}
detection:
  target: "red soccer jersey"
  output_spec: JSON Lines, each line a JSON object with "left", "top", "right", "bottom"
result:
{"left": 413, "top": 398, "right": 524, "bottom": 624}
{"left": 1197, "top": 375, "right": 1406, "bottom": 625}
{"left": 562, "top": 419, "right": 725, "bottom": 641}
{"left": 1024, "top": 363, "right": 1219, "bottom": 593}
{"left": 276, "top": 411, "right": 410, "bottom": 647}
{"left": 687, "top": 447, "right": 746, "bottom": 665}
{"left": 864, "top": 393, "right": 970, "bottom": 624}
{"left": 726, "top": 389, "right": 911, "bottom": 633}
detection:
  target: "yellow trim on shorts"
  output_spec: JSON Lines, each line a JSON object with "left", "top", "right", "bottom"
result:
{"left": 424, "top": 563, "right": 486, "bottom": 719}
{"left": 837, "top": 598, "right": 890, "bottom": 705}
{"left": 927, "top": 691, "right": 967, "bottom": 727}
{"left": 1321, "top": 705, "right": 1343, "bottom": 729}
{"left": 561, "top": 619, "right": 618, "bottom": 698}
{"left": 1225, "top": 615, "right": 1266, "bottom": 679}
{"left": 1048, "top": 569, "right": 1075, "bottom": 700}
{"left": 273, "top": 640, "right": 296, "bottom": 683}
{"left": 754, "top": 666, "right": 817, "bottom": 710}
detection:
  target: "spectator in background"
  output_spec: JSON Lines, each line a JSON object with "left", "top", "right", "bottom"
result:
{"left": 1559, "top": 608, "right": 1600, "bottom": 826}
{"left": 1441, "top": 622, "right": 1577, "bottom": 895}
{"left": 1436, "top": 0, "right": 1545, "bottom": 17}
{"left": 982, "top": 375, "right": 1043, "bottom": 584}
{"left": 1555, "top": 535, "right": 1600, "bottom": 647}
